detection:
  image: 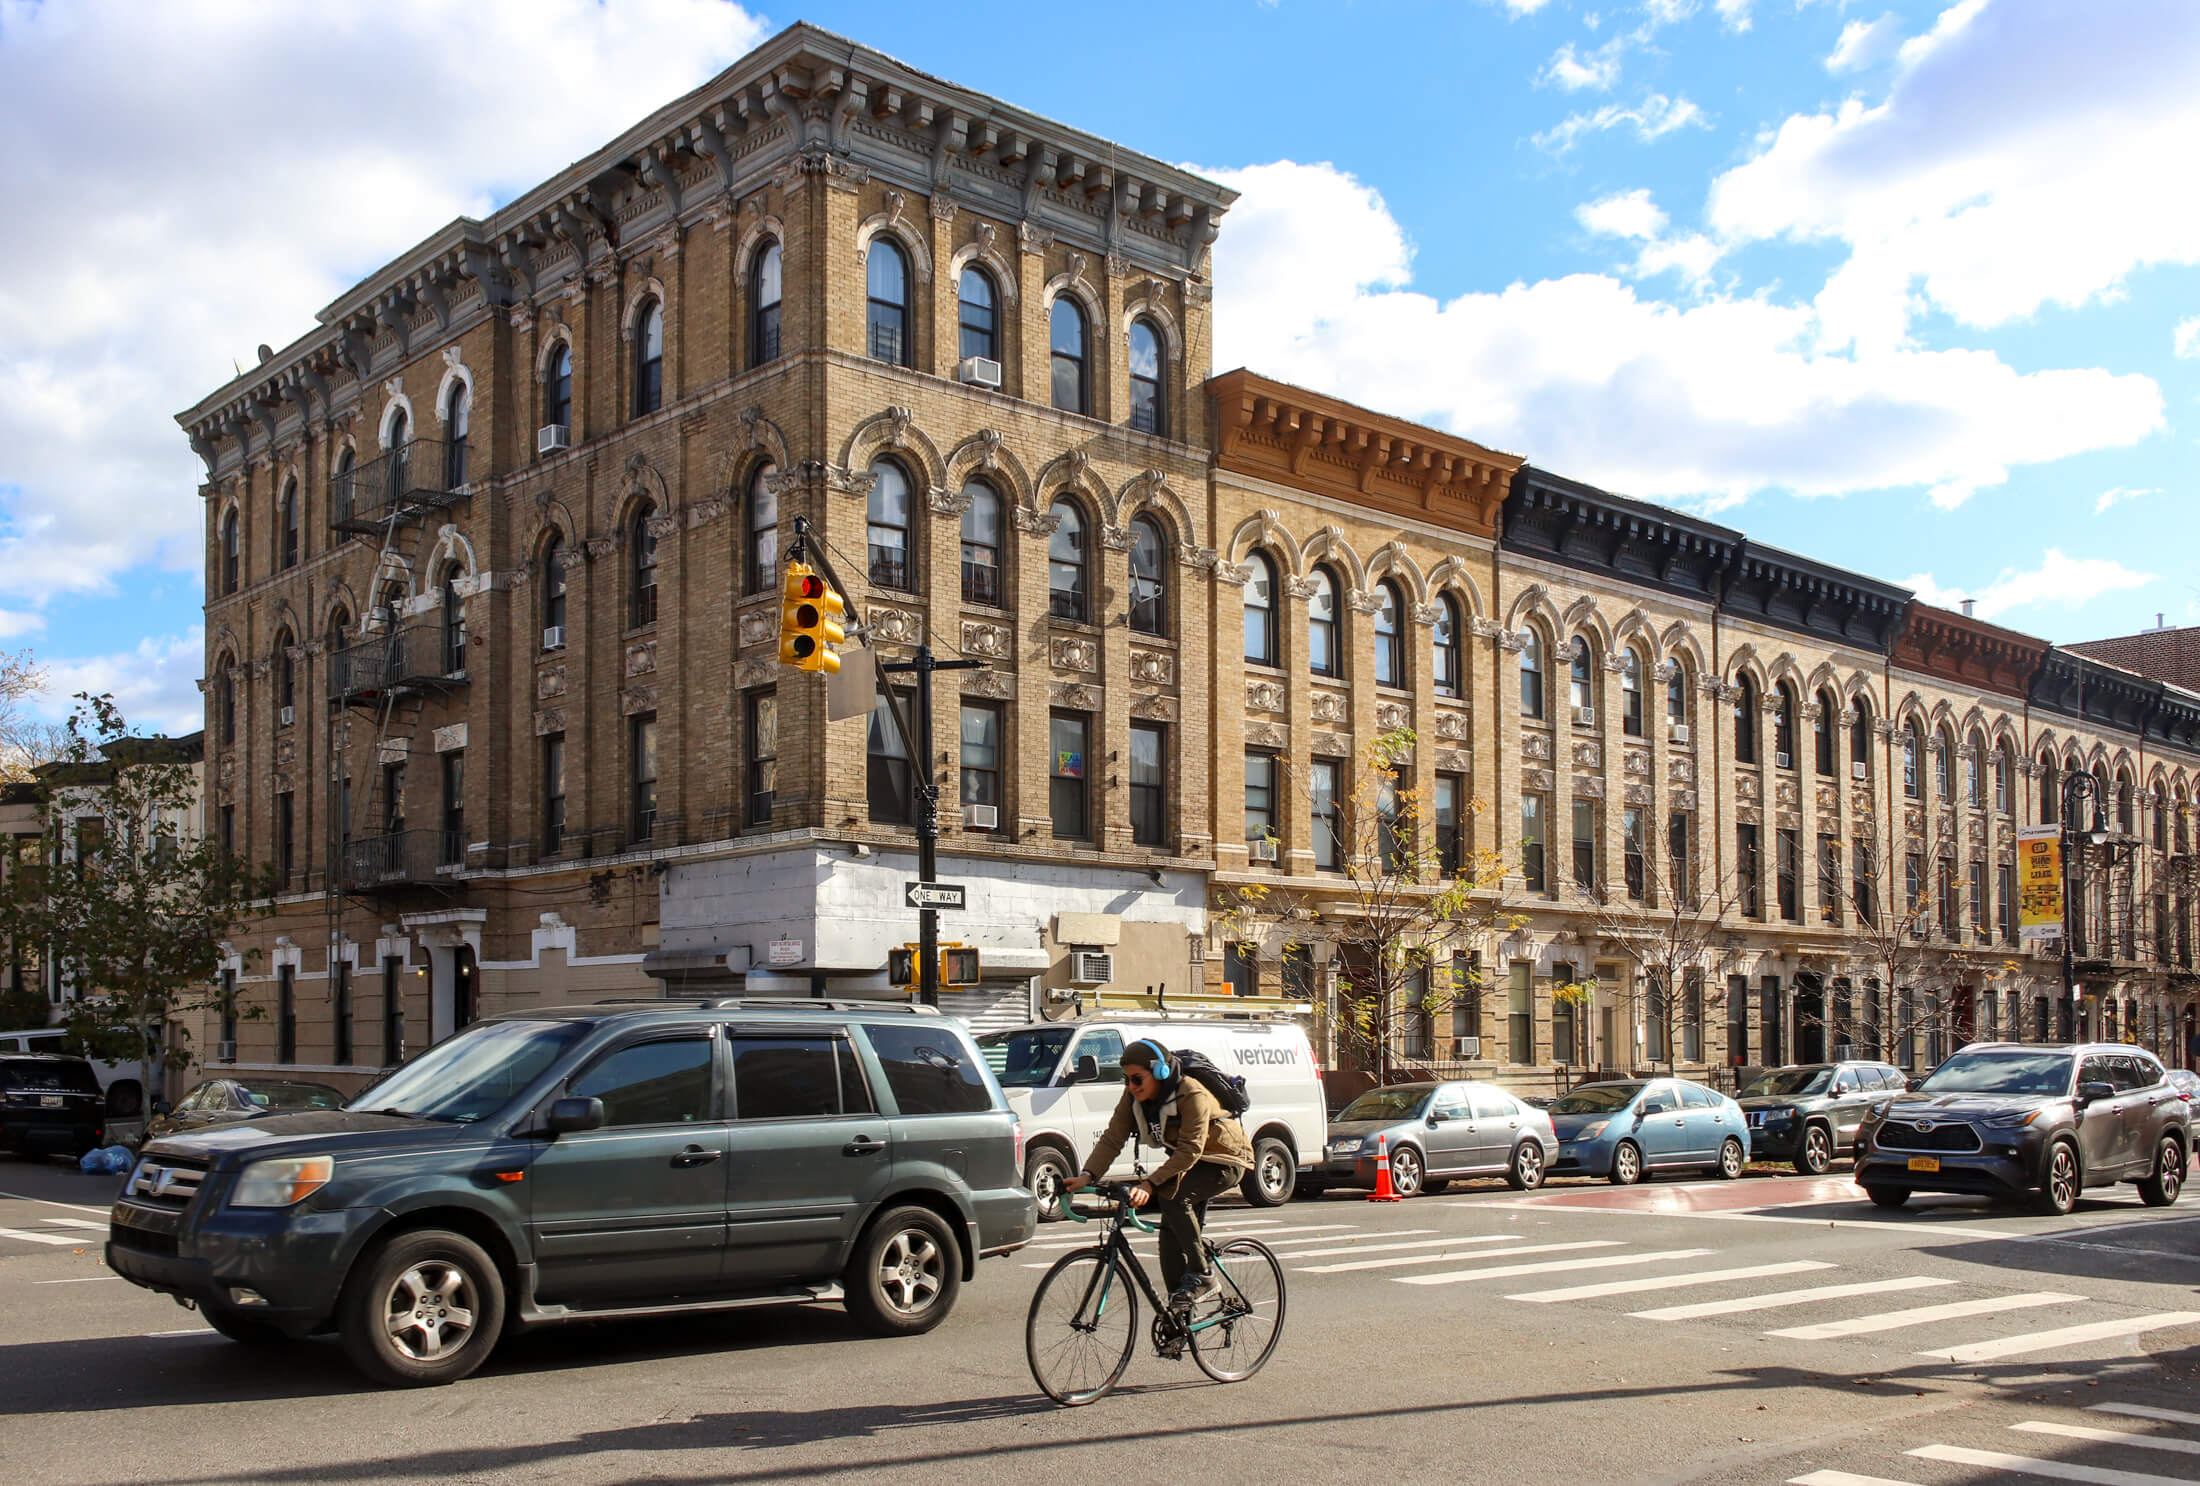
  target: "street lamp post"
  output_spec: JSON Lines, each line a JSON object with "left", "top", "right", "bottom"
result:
{"left": 2059, "top": 769, "right": 2131, "bottom": 1042}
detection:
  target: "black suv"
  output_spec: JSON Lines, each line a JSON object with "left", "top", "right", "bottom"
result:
{"left": 1854, "top": 1042, "right": 2191, "bottom": 1215}
{"left": 1736, "top": 1061, "right": 1908, "bottom": 1174}
{"left": 108, "top": 1000, "right": 1037, "bottom": 1386}
{"left": 1, "top": 1054, "right": 106, "bottom": 1159}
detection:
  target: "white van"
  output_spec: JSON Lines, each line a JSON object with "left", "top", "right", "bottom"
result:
{"left": 977, "top": 1017, "right": 1326, "bottom": 1216}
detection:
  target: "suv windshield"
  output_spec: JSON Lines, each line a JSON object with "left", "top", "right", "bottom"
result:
{"left": 976, "top": 1028, "right": 1075, "bottom": 1088}
{"left": 0, "top": 1058, "right": 100, "bottom": 1094}
{"left": 1338, "top": 1087, "right": 1433, "bottom": 1123}
{"left": 349, "top": 1021, "right": 588, "bottom": 1123}
{"left": 236, "top": 1080, "right": 345, "bottom": 1110}
{"left": 1741, "top": 1067, "right": 1834, "bottom": 1098}
{"left": 1549, "top": 1083, "right": 1643, "bottom": 1114}
{"left": 1915, "top": 1049, "right": 2075, "bottom": 1097}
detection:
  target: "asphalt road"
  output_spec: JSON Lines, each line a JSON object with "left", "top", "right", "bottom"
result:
{"left": 4, "top": 1155, "right": 2199, "bottom": 1486}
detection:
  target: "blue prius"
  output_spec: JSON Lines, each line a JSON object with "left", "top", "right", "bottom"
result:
{"left": 1545, "top": 1078, "right": 1752, "bottom": 1185}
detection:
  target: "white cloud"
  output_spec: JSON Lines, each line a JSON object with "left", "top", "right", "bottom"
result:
{"left": 1709, "top": 0, "right": 2200, "bottom": 350}
{"left": 1577, "top": 189, "right": 1669, "bottom": 241}
{"left": 2175, "top": 316, "right": 2200, "bottom": 359}
{"left": 1578, "top": 191, "right": 1727, "bottom": 289}
{"left": 1903, "top": 551, "right": 2157, "bottom": 622}
{"left": 1826, "top": 13, "right": 1903, "bottom": 73}
{"left": 0, "top": 0, "right": 769, "bottom": 617}
{"left": 0, "top": 609, "right": 43, "bottom": 641}
{"left": 1544, "top": 40, "right": 1624, "bottom": 92}
{"left": 33, "top": 628, "right": 207, "bottom": 737}
{"left": 1535, "top": 93, "right": 1709, "bottom": 155}
{"left": 1203, "top": 160, "right": 2162, "bottom": 512}
{"left": 1497, "top": 0, "right": 1558, "bottom": 12}
{"left": 1631, "top": 233, "right": 1725, "bottom": 289}
{"left": 2093, "top": 486, "right": 2160, "bottom": 514}
{"left": 1714, "top": 0, "right": 1754, "bottom": 32}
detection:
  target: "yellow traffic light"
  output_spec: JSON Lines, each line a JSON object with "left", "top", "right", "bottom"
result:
{"left": 779, "top": 560, "right": 846, "bottom": 673}
{"left": 888, "top": 943, "right": 981, "bottom": 989}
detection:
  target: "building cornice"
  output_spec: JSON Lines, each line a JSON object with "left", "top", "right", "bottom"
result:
{"left": 1889, "top": 602, "right": 2046, "bottom": 701}
{"left": 1501, "top": 465, "right": 1742, "bottom": 605}
{"left": 1721, "top": 540, "right": 1912, "bottom": 655}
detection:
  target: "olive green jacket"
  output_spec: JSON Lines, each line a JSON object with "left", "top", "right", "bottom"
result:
{"left": 1081, "top": 1077, "right": 1254, "bottom": 1189}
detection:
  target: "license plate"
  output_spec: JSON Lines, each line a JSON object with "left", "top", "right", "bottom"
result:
{"left": 1907, "top": 1156, "right": 1940, "bottom": 1173}
{"left": 40, "top": 1095, "right": 64, "bottom": 1108}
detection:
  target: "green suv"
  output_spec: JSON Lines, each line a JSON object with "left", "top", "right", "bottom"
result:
{"left": 107, "top": 1000, "right": 1036, "bottom": 1386}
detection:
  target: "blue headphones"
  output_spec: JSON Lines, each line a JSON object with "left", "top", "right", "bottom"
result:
{"left": 1134, "top": 1038, "right": 1171, "bottom": 1081}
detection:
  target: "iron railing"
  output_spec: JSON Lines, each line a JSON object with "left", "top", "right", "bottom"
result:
{"left": 340, "top": 830, "right": 461, "bottom": 892}
{"left": 328, "top": 625, "right": 467, "bottom": 705}
{"left": 333, "top": 438, "right": 466, "bottom": 533}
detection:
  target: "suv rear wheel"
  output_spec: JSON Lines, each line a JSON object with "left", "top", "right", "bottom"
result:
{"left": 1795, "top": 1124, "right": 1834, "bottom": 1176}
{"left": 844, "top": 1204, "right": 961, "bottom": 1337}
{"left": 338, "top": 1228, "right": 506, "bottom": 1387}
{"left": 1024, "top": 1146, "right": 1073, "bottom": 1222}
{"left": 2136, "top": 1136, "right": 2186, "bottom": 1207}
{"left": 1240, "top": 1136, "right": 1296, "bottom": 1207}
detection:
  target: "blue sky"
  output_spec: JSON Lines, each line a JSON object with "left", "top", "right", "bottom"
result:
{"left": 1, "top": 0, "right": 2193, "bottom": 735}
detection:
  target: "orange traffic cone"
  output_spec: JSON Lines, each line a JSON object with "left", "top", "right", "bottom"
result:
{"left": 1368, "top": 1133, "right": 1402, "bottom": 1202}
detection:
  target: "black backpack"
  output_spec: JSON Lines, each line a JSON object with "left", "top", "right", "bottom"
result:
{"left": 1171, "top": 1048, "right": 1250, "bottom": 1118}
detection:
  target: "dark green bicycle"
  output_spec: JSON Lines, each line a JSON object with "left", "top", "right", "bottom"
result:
{"left": 1024, "top": 1179, "right": 1287, "bottom": 1406}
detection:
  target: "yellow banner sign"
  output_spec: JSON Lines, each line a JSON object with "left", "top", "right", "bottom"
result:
{"left": 2017, "top": 826, "right": 2063, "bottom": 941}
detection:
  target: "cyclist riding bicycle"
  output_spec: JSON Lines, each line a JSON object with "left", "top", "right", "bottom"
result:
{"left": 1063, "top": 1039, "right": 1252, "bottom": 1313}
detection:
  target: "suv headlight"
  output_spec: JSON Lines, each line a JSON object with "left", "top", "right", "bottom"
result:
{"left": 229, "top": 1155, "right": 333, "bottom": 1208}
{"left": 1977, "top": 1109, "right": 2043, "bottom": 1130}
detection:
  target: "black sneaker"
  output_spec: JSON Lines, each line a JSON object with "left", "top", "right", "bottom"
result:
{"left": 1169, "top": 1274, "right": 1220, "bottom": 1311}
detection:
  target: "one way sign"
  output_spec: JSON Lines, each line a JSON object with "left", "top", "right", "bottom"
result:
{"left": 904, "top": 881, "right": 967, "bottom": 910}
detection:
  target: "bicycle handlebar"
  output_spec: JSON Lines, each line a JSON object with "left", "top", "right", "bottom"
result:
{"left": 1058, "top": 1179, "right": 1156, "bottom": 1233}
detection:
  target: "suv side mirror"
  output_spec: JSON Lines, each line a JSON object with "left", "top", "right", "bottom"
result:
{"left": 547, "top": 1096, "right": 605, "bottom": 1134}
{"left": 150, "top": 1098, "right": 173, "bottom": 1118}
{"left": 1068, "top": 1055, "right": 1101, "bottom": 1085}
{"left": 2077, "top": 1081, "right": 2115, "bottom": 1106}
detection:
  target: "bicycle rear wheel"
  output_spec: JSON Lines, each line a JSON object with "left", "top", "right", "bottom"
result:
{"left": 1026, "top": 1246, "right": 1140, "bottom": 1406}
{"left": 1190, "top": 1238, "right": 1286, "bottom": 1383}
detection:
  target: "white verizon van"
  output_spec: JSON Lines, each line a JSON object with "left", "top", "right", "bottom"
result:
{"left": 977, "top": 1017, "right": 1326, "bottom": 1217}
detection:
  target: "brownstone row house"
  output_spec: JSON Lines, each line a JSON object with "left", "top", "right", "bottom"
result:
{"left": 167, "top": 23, "right": 2198, "bottom": 1097}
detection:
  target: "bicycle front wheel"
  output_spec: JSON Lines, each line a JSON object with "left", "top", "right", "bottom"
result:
{"left": 1026, "top": 1246, "right": 1139, "bottom": 1406}
{"left": 1190, "top": 1238, "right": 1286, "bottom": 1383}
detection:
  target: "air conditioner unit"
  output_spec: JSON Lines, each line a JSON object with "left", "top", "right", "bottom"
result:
{"left": 1775, "top": 751, "right": 1793, "bottom": 770}
{"left": 1250, "top": 838, "right": 1280, "bottom": 863}
{"left": 537, "top": 424, "right": 571, "bottom": 454}
{"left": 1573, "top": 705, "right": 1596, "bottom": 727}
{"left": 1068, "top": 951, "right": 1114, "bottom": 987}
{"left": 278, "top": 706, "right": 294, "bottom": 728}
{"left": 1852, "top": 761, "right": 1869, "bottom": 781}
{"left": 215, "top": 1040, "right": 237, "bottom": 1063}
{"left": 964, "top": 804, "right": 999, "bottom": 831}
{"left": 1668, "top": 723, "right": 1690, "bottom": 745}
{"left": 957, "top": 356, "right": 1003, "bottom": 389}
{"left": 1453, "top": 1035, "right": 1482, "bottom": 1059}
{"left": 542, "top": 625, "right": 566, "bottom": 651}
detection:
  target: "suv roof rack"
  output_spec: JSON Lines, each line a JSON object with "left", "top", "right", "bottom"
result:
{"left": 695, "top": 997, "right": 943, "bottom": 1016}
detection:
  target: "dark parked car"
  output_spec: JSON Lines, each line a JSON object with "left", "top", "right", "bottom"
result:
{"left": 1, "top": 1055, "right": 106, "bottom": 1160}
{"left": 147, "top": 1078, "right": 348, "bottom": 1140}
{"left": 1736, "top": 1061, "right": 1907, "bottom": 1174}
{"left": 107, "top": 1000, "right": 1037, "bottom": 1386}
{"left": 1854, "top": 1042, "right": 2191, "bottom": 1216}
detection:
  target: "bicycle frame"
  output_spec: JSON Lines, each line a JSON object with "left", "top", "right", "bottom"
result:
{"left": 1059, "top": 1191, "right": 1254, "bottom": 1342}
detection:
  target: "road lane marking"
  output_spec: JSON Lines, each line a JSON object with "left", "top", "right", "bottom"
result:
{"left": 144, "top": 1328, "right": 216, "bottom": 1338}
{"left": 1910, "top": 1443, "right": 2195, "bottom": 1486}
{"left": 1024, "top": 1222, "right": 1355, "bottom": 1252}
{"left": 1917, "top": 1312, "right": 2200, "bottom": 1363}
{"left": 1770, "top": 1292, "right": 2082, "bottom": 1340}
{"left": 2013, "top": 1422, "right": 2200, "bottom": 1457}
{"left": 0, "top": 1191, "right": 113, "bottom": 1214}
{"left": 1508, "top": 1259, "right": 1834, "bottom": 1303}
{"left": 1274, "top": 1234, "right": 1483, "bottom": 1260}
{"left": 0, "top": 1226, "right": 82, "bottom": 1246}
{"left": 40, "top": 1218, "right": 107, "bottom": 1231}
{"left": 34, "top": 1276, "right": 120, "bottom": 1284}
{"left": 2091, "top": 1403, "right": 2200, "bottom": 1428}
{"left": 1395, "top": 1247, "right": 1718, "bottom": 1287}
{"left": 1787, "top": 1473, "right": 1929, "bottom": 1486}
{"left": 1632, "top": 1275, "right": 1955, "bottom": 1321}
{"left": 1297, "top": 1240, "right": 1623, "bottom": 1275}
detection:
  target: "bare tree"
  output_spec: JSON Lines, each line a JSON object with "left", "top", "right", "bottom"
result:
{"left": 1570, "top": 850, "right": 1752, "bottom": 1076}
{"left": 0, "top": 649, "right": 67, "bottom": 782}
{"left": 1213, "top": 728, "right": 1519, "bottom": 1087}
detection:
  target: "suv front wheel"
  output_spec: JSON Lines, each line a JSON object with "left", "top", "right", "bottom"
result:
{"left": 338, "top": 1228, "right": 506, "bottom": 1387}
{"left": 844, "top": 1204, "right": 961, "bottom": 1337}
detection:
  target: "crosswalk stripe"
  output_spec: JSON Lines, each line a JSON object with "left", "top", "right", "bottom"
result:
{"left": 1634, "top": 1276, "right": 1955, "bottom": 1322}
{"left": 1297, "top": 1239, "right": 1623, "bottom": 1275}
{"left": 1769, "top": 1292, "right": 2082, "bottom": 1341}
{"left": 1254, "top": 1229, "right": 1438, "bottom": 1250}
{"left": 1025, "top": 1221, "right": 1355, "bottom": 1253}
{"left": 0, "top": 1226, "right": 83, "bottom": 1247}
{"left": 1280, "top": 1234, "right": 1497, "bottom": 1261}
{"left": 2014, "top": 1421, "right": 2200, "bottom": 1457}
{"left": 1910, "top": 1443, "right": 2196, "bottom": 1486}
{"left": 40, "top": 1218, "right": 106, "bottom": 1231}
{"left": 1509, "top": 1259, "right": 1834, "bottom": 1304}
{"left": 2091, "top": 1403, "right": 2200, "bottom": 1428}
{"left": 1917, "top": 1311, "right": 2200, "bottom": 1364}
{"left": 1787, "top": 1472, "right": 1928, "bottom": 1486}
{"left": 1396, "top": 1247, "right": 1718, "bottom": 1287}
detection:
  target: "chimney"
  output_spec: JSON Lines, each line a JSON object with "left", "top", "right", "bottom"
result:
{"left": 1959, "top": 599, "right": 1976, "bottom": 618}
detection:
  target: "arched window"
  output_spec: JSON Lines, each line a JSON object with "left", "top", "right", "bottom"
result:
{"left": 1050, "top": 296, "right": 1089, "bottom": 415}
{"left": 630, "top": 505, "right": 659, "bottom": 627}
{"left": 633, "top": 299, "right": 663, "bottom": 415}
{"left": 438, "top": 566, "right": 467, "bottom": 673}
{"left": 2177, "top": 792, "right": 2191, "bottom": 854}
{"left": 334, "top": 447, "right": 356, "bottom": 523}
{"left": 1775, "top": 682, "right": 1798, "bottom": 767}
{"left": 278, "top": 481, "right": 299, "bottom": 571}
{"left": 746, "top": 462, "right": 779, "bottom": 594}
{"left": 220, "top": 509, "right": 240, "bottom": 596}
{"left": 866, "top": 239, "right": 910, "bottom": 366}
{"left": 960, "top": 481, "right": 1002, "bottom": 606}
{"left": 1244, "top": 552, "right": 1278, "bottom": 667}
{"left": 1667, "top": 662, "right": 1688, "bottom": 735}
{"left": 1128, "top": 318, "right": 1165, "bottom": 436}
{"left": 216, "top": 657, "right": 236, "bottom": 745}
{"left": 1734, "top": 675, "right": 1759, "bottom": 764}
{"left": 388, "top": 407, "right": 409, "bottom": 450}
{"left": 274, "top": 630, "right": 295, "bottom": 717}
{"left": 1047, "top": 498, "right": 1088, "bottom": 621}
{"left": 326, "top": 608, "right": 349, "bottom": 656}
{"left": 540, "top": 537, "right": 566, "bottom": 641}
{"left": 1128, "top": 515, "right": 1168, "bottom": 637}
{"left": 2154, "top": 782, "right": 2169, "bottom": 850}
{"left": 751, "top": 240, "right": 782, "bottom": 365}
{"left": 1968, "top": 731, "right": 1987, "bottom": 808}
{"left": 1432, "top": 596, "right": 1462, "bottom": 699}
{"left": 443, "top": 380, "right": 469, "bottom": 488}
{"left": 1814, "top": 688, "right": 1838, "bottom": 775}
{"left": 1307, "top": 567, "right": 1340, "bottom": 678}
{"left": 1520, "top": 626, "right": 1545, "bottom": 720}
{"left": 543, "top": 342, "right": 572, "bottom": 433}
{"left": 1935, "top": 728, "right": 1955, "bottom": 800}
{"left": 1619, "top": 648, "right": 1644, "bottom": 737}
{"left": 1901, "top": 727, "right": 1921, "bottom": 798}
{"left": 2040, "top": 751, "right": 2060, "bottom": 824}
{"left": 1373, "top": 581, "right": 1405, "bottom": 688}
{"left": 1995, "top": 745, "right": 2011, "bottom": 813}
{"left": 1568, "top": 637, "right": 1593, "bottom": 718}
{"left": 867, "top": 461, "right": 912, "bottom": 591}
{"left": 1850, "top": 697, "right": 1873, "bottom": 777}
{"left": 2118, "top": 772, "right": 2136, "bottom": 835}
{"left": 957, "top": 265, "right": 996, "bottom": 363}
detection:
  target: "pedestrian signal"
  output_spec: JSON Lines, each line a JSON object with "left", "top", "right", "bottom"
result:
{"left": 778, "top": 561, "right": 846, "bottom": 673}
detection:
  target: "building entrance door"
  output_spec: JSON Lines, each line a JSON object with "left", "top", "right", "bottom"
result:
{"left": 1794, "top": 973, "right": 1825, "bottom": 1064}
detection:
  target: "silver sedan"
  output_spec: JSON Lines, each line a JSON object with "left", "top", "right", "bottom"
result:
{"left": 1301, "top": 1080, "right": 1558, "bottom": 1198}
